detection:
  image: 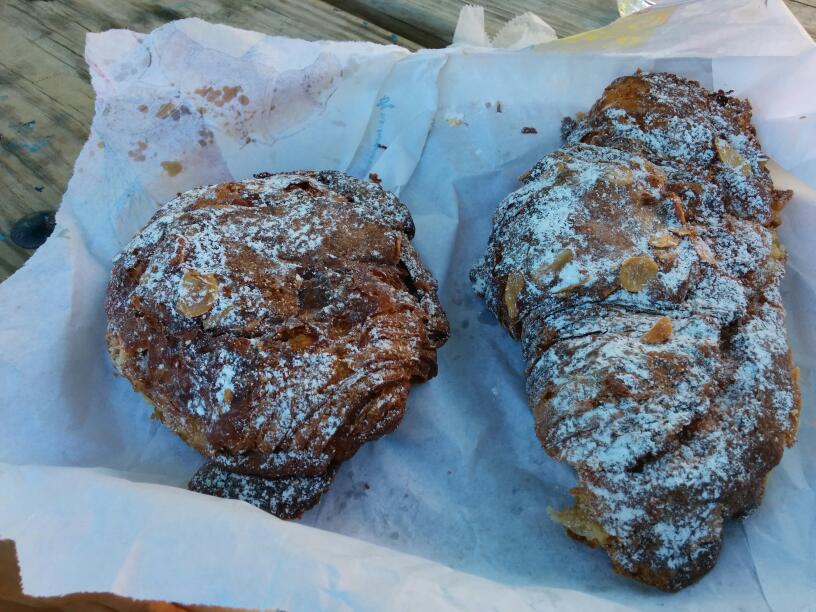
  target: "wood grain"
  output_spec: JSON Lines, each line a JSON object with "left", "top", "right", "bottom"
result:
{"left": 328, "top": 0, "right": 619, "bottom": 47}
{"left": 787, "top": 0, "right": 816, "bottom": 34}
{"left": 0, "top": 0, "right": 813, "bottom": 282}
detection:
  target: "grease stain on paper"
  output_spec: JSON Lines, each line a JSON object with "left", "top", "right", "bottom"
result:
{"left": 194, "top": 85, "right": 246, "bottom": 108}
{"left": 156, "top": 102, "right": 192, "bottom": 120}
{"left": 128, "top": 141, "right": 148, "bottom": 161}
{"left": 161, "top": 160, "right": 183, "bottom": 177}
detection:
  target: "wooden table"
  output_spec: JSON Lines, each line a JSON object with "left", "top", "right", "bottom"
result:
{"left": 1, "top": 0, "right": 814, "bottom": 282}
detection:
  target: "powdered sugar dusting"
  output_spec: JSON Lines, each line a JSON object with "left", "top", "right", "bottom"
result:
{"left": 107, "top": 171, "right": 449, "bottom": 514}
{"left": 188, "top": 461, "right": 335, "bottom": 519}
{"left": 471, "top": 72, "right": 800, "bottom": 589}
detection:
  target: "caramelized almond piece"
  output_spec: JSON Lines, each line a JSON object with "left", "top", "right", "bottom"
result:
{"left": 619, "top": 255, "right": 658, "bottom": 292}
{"left": 770, "top": 233, "right": 786, "bottom": 260}
{"left": 654, "top": 250, "right": 678, "bottom": 265}
{"left": 503, "top": 272, "right": 525, "bottom": 322}
{"left": 288, "top": 333, "right": 317, "bottom": 350}
{"left": 643, "top": 160, "right": 667, "bottom": 184}
{"left": 643, "top": 316, "right": 673, "bottom": 344}
{"left": 638, "top": 191, "right": 659, "bottom": 206}
{"left": 649, "top": 234, "right": 680, "bottom": 249}
{"left": 716, "top": 138, "right": 752, "bottom": 177}
{"left": 671, "top": 194, "right": 686, "bottom": 224}
{"left": 550, "top": 248, "right": 574, "bottom": 272}
{"left": 555, "top": 276, "right": 590, "bottom": 293}
{"left": 548, "top": 487, "right": 610, "bottom": 547}
{"left": 328, "top": 359, "right": 354, "bottom": 386}
{"left": 607, "top": 165, "right": 634, "bottom": 186}
{"left": 669, "top": 225, "right": 696, "bottom": 237}
{"left": 693, "top": 236, "right": 717, "bottom": 264}
{"left": 176, "top": 270, "right": 219, "bottom": 317}
{"left": 533, "top": 248, "right": 573, "bottom": 281}
{"left": 548, "top": 506, "right": 609, "bottom": 546}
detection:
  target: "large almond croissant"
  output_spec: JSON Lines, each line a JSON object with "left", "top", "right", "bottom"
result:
{"left": 471, "top": 72, "right": 800, "bottom": 590}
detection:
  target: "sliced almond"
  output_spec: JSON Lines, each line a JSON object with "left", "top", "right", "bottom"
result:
{"left": 715, "top": 138, "right": 752, "bottom": 177}
{"left": 770, "top": 234, "right": 786, "bottom": 260}
{"left": 654, "top": 250, "right": 678, "bottom": 265}
{"left": 533, "top": 248, "right": 573, "bottom": 282}
{"left": 548, "top": 487, "right": 610, "bottom": 547}
{"left": 643, "top": 160, "right": 667, "bottom": 183}
{"left": 643, "top": 316, "right": 673, "bottom": 344}
{"left": 176, "top": 270, "right": 219, "bottom": 317}
{"left": 637, "top": 191, "right": 659, "bottom": 206}
{"left": 619, "top": 255, "right": 659, "bottom": 292}
{"left": 607, "top": 165, "right": 634, "bottom": 186}
{"left": 548, "top": 506, "right": 609, "bottom": 546}
{"left": 223, "top": 389, "right": 234, "bottom": 406}
{"left": 288, "top": 333, "right": 317, "bottom": 350}
{"left": 671, "top": 194, "right": 687, "bottom": 224}
{"left": 328, "top": 359, "right": 353, "bottom": 386}
{"left": 692, "top": 236, "right": 717, "bottom": 264}
{"left": 555, "top": 276, "right": 590, "bottom": 293}
{"left": 649, "top": 234, "right": 680, "bottom": 249}
{"left": 503, "top": 272, "right": 526, "bottom": 322}
{"left": 669, "top": 225, "right": 696, "bottom": 237}
{"left": 550, "top": 248, "right": 574, "bottom": 272}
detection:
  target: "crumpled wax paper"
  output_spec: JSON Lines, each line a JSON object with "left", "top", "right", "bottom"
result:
{"left": 1, "top": 0, "right": 815, "bottom": 609}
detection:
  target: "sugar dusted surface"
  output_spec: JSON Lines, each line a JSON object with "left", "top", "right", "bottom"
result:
{"left": 471, "top": 72, "right": 799, "bottom": 591}
{"left": 189, "top": 461, "right": 335, "bottom": 520}
{"left": 106, "top": 171, "right": 449, "bottom": 516}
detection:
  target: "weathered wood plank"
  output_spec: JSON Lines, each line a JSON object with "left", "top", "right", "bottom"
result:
{"left": 329, "top": 0, "right": 618, "bottom": 46}
{"left": 787, "top": 0, "right": 816, "bottom": 35}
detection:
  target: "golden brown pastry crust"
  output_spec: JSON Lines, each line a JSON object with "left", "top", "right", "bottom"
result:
{"left": 472, "top": 73, "right": 800, "bottom": 591}
{"left": 107, "top": 171, "right": 449, "bottom": 518}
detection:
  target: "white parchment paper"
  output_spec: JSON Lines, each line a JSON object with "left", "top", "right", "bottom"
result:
{"left": 1, "top": 0, "right": 815, "bottom": 609}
